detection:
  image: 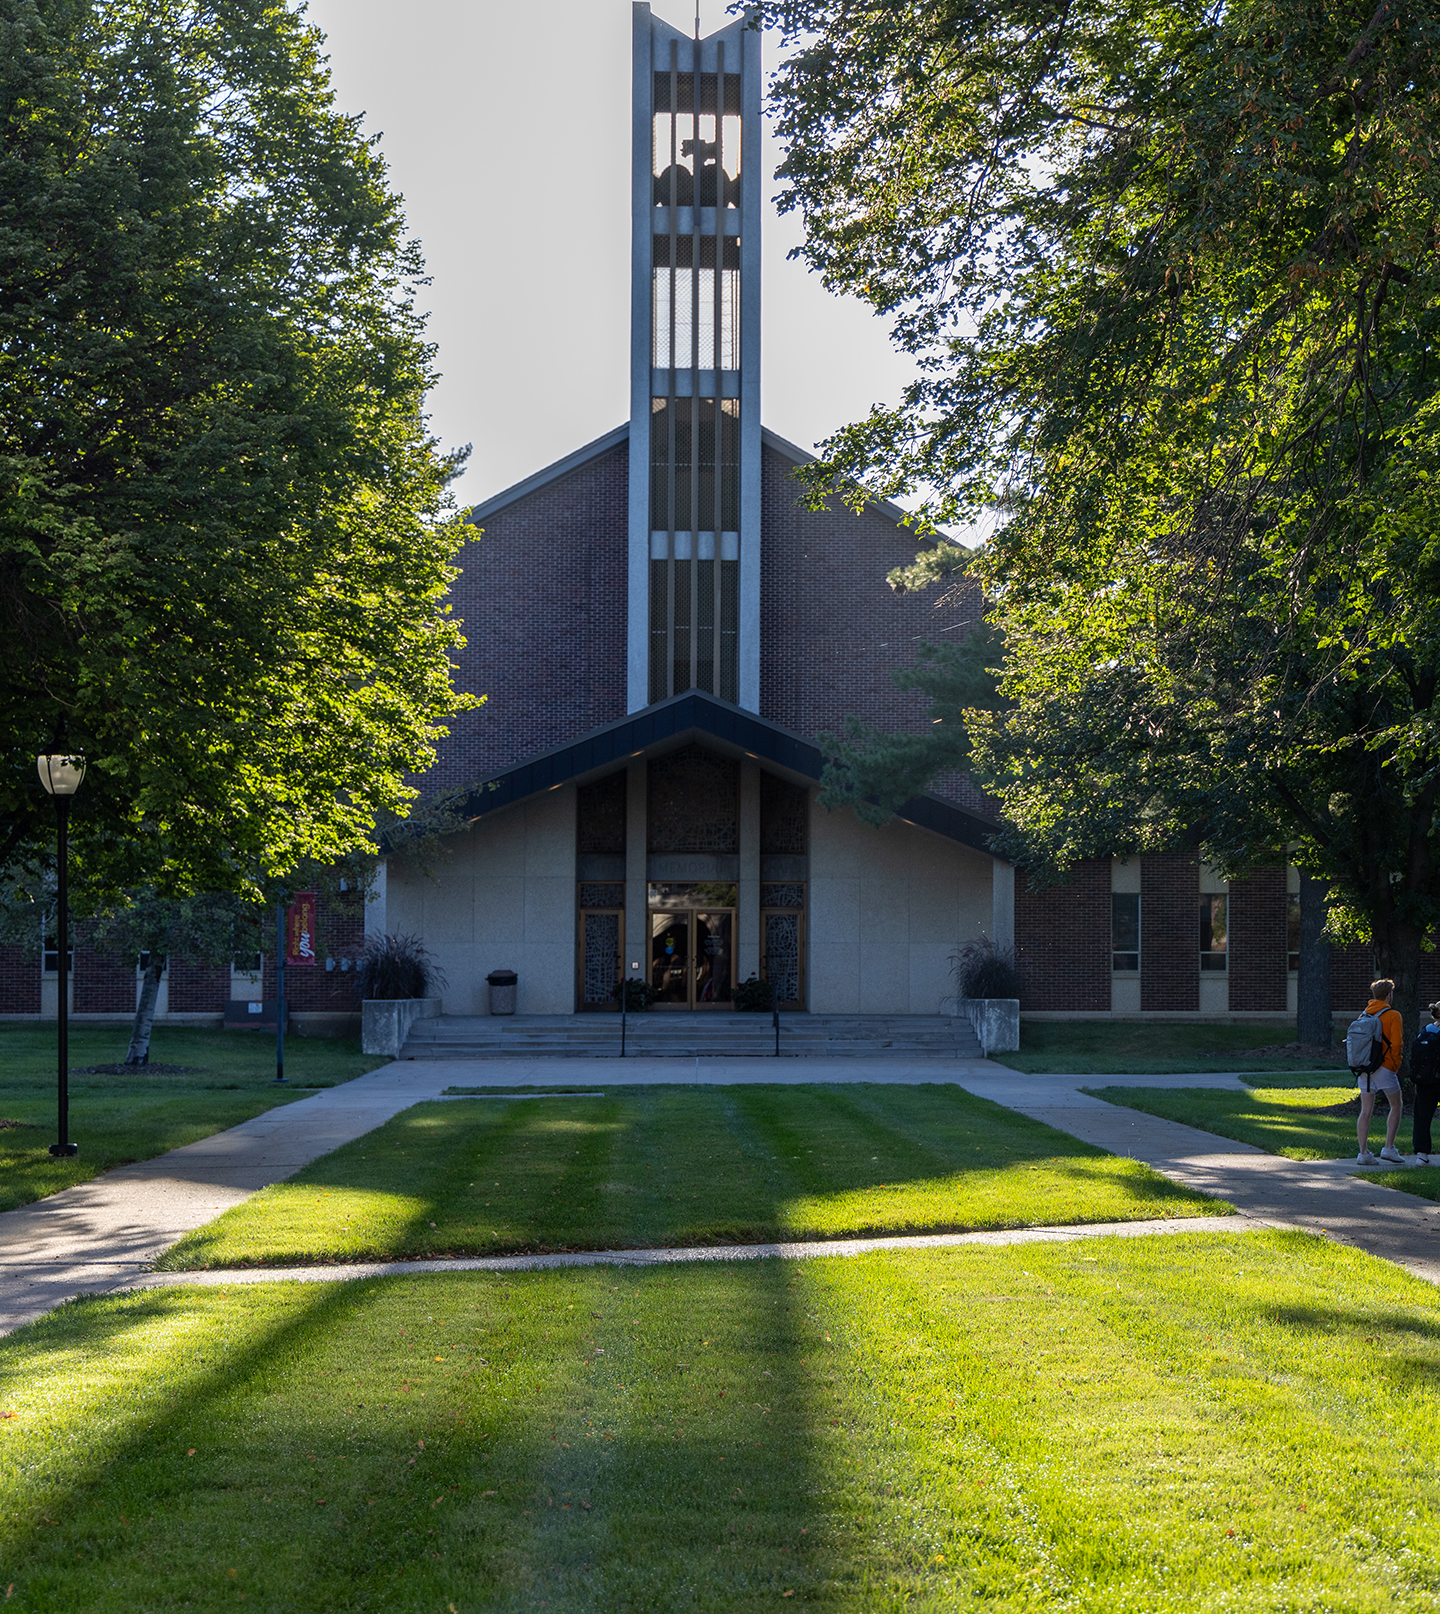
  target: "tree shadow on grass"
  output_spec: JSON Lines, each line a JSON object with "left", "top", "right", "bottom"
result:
{"left": 0, "top": 1273, "right": 584, "bottom": 1609}
{"left": 162, "top": 1082, "right": 1223, "bottom": 1271}
{"left": 0, "top": 1259, "right": 897, "bottom": 1613}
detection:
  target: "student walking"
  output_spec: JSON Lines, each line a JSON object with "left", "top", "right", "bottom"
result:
{"left": 1412, "top": 1004, "right": 1440, "bottom": 1165}
{"left": 1352, "top": 978, "right": 1405, "bottom": 1165}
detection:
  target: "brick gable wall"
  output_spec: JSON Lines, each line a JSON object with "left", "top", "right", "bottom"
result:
{"left": 1141, "top": 854, "right": 1200, "bottom": 1011}
{"left": 759, "top": 444, "right": 992, "bottom": 816}
{"left": 424, "top": 441, "right": 629, "bottom": 796}
{"left": 1228, "top": 868, "right": 1289, "bottom": 1012}
{"left": 1014, "top": 858, "right": 1111, "bottom": 1011}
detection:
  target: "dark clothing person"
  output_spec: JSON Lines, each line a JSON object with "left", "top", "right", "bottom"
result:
{"left": 1413, "top": 1020, "right": 1440, "bottom": 1159}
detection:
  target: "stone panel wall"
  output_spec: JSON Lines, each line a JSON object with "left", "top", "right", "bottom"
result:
{"left": 808, "top": 799, "right": 993, "bottom": 1013}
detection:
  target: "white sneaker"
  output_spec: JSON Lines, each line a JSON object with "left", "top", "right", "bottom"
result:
{"left": 1380, "top": 1146, "right": 1405, "bottom": 1164}
{"left": 1357, "top": 1150, "right": 1379, "bottom": 1164}
{"left": 1417, "top": 1154, "right": 1431, "bottom": 1166}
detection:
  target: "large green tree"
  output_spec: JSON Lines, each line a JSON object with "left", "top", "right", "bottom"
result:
{"left": 1, "top": 0, "right": 473, "bottom": 903}
{"left": 764, "top": 0, "right": 1440, "bottom": 1041}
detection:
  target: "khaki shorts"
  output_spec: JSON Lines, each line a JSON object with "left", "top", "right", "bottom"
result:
{"left": 1358, "top": 1068, "right": 1401, "bottom": 1094}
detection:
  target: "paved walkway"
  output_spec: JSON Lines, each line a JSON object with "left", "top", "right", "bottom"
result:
{"left": 1, "top": 1057, "right": 1437, "bottom": 1334}
{"left": 954, "top": 1069, "right": 1440, "bottom": 1285}
{"left": 0, "top": 1062, "right": 458, "bottom": 1334}
{"left": 405, "top": 1055, "right": 998, "bottom": 1085}
{"left": 127, "top": 1215, "right": 1248, "bottom": 1289}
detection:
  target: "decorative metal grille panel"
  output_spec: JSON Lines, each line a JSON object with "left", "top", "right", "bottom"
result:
{"left": 647, "top": 745, "right": 739, "bottom": 852}
{"left": 583, "top": 912, "right": 620, "bottom": 1004}
{"left": 761, "top": 884, "right": 805, "bottom": 909}
{"left": 764, "top": 912, "right": 801, "bottom": 1004}
{"left": 760, "top": 773, "right": 808, "bottom": 854}
{"left": 580, "top": 884, "right": 624, "bottom": 909}
{"left": 577, "top": 772, "right": 627, "bottom": 855}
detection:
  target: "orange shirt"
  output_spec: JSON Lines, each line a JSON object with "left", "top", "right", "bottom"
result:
{"left": 1366, "top": 999, "right": 1404, "bottom": 1072}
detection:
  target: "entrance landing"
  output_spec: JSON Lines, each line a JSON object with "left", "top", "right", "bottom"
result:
{"left": 398, "top": 1012, "right": 983, "bottom": 1061}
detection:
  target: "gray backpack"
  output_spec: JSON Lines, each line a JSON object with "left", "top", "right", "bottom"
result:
{"left": 1346, "top": 1008, "right": 1388, "bottom": 1077}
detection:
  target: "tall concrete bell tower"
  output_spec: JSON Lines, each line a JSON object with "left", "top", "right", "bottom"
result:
{"left": 627, "top": 5, "right": 761, "bottom": 714}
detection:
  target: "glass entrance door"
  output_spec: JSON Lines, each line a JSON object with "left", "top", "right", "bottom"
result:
{"left": 650, "top": 912, "right": 692, "bottom": 1006}
{"left": 648, "top": 883, "right": 737, "bottom": 1009}
{"left": 694, "top": 911, "right": 734, "bottom": 1005}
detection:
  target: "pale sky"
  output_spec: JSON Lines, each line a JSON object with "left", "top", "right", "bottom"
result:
{"left": 301, "top": 0, "right": 916, "bottom": 512}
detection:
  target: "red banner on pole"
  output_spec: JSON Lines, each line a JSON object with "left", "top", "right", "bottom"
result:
{"left": 285, "top": 892, "right": 318, "bottom": 967}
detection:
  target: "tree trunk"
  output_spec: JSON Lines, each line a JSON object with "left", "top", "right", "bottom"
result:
{"left": 126, "top": 952, "right": 166, "bottom": 1067}
{"left": 1295, "top": 870, "right": 1332, "bottom": 1048}
{"left": 1372, "top": 920, "right": 1425, "bottom": 1082}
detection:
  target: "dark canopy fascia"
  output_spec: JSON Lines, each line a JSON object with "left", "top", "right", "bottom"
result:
{"left": 392, "top": 692, "right": 1002, "bottom": 860}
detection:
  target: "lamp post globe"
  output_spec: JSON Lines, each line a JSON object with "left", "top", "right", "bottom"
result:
{"left": 37, "top": 754, "right": 86, "bottom": 798}
{"left": 36, "top": 753, "right": 85, "bottom": 1158}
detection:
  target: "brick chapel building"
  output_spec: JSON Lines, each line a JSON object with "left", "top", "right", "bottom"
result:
{"left": 0, "top": 6, "right": 1374, "bottom": 1032}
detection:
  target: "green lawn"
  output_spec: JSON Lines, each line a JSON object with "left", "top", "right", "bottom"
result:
{"left": 0, "top": 1025, "right": 386, "bottom": 1212}
{"left": 1084, "top": 1079, "right": 1365, "bottom": 1159}
{"left": 158, "top": 1084, "right": 1221, "bottom": 1269}
{"left": 4, "top": 1232, "right": 1440, "bottom": 1610}
{"left": 994, "top": 1018, "right": 1345, "bottom": 1075}
{"left": 1358, "top": 1166, "right": 1440, "bottom": 1201}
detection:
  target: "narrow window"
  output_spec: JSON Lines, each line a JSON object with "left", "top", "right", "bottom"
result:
{"left": 1287, "top": 894, "right": 1300, "bottom": 973}
{"left": 42, "top": 920, "right": 72, "bottom": 975}
{"left": 1112, "top": 893, "right": 1139, "bottom": 972}
{"left": 1199, "top": 894, "right": 1228, "bottom": 971}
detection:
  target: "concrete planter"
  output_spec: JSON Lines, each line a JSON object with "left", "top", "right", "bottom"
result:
{"left": 941, "top": 996, "right": 1020, "bottom": 1056}
{"left": 362, "top": 996, "right": 442, "bottom": 1057}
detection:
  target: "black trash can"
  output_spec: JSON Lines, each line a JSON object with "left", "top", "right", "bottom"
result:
{"left": 486, "top": 969, "right": 518, "bottom": 1016}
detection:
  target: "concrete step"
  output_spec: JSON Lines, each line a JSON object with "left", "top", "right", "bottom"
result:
{"left": 398, "top": 1013, "right": 982, "bottom": 1061}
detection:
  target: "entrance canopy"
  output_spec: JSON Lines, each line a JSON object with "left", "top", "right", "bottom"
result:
{"left": 404, "top": 689, "right": 1002, "bottom": 859}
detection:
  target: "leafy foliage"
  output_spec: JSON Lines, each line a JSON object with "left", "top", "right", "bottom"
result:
{"left": 610, "top": 977, "right": 655, "bottom": 1011}
{"left": 0, "top": 0, "right": 477, "bottom": 902}
{"left": 819, "top": 617, "right": 1002, "bottom": 824}
{"left": 734, "top": 973, "right": 775, "bottom": 1011}
{"left": 763, "top": 0, "right": 1440, "bottom": 1033}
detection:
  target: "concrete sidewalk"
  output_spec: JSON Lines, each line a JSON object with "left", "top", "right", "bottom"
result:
{"left": 397, "top": 1054, "right": 999, "bottom": 1085}
{"left": 956, "top": 1068, "right": 1440, "bottom": 1285}
{"left": 0, "top": 1062, "right": 460, "bottom": 1333}
{"left": 126, "top": 1214, "right": 1249, "bottom": 1288}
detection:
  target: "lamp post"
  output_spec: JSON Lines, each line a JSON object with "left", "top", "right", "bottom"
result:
{"left": 619, "top": 960, "right": 640, "bottom": 1058}
{"left": 36, "top": 753, "right": 85, "bottom": 1158}
{"left": 274, "top": 898, "right": 287, "bottom": 1084}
